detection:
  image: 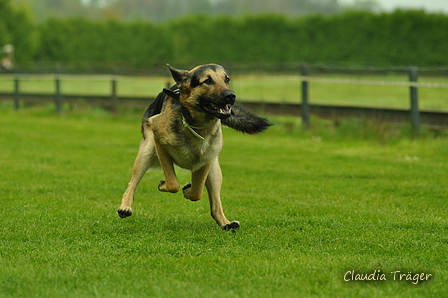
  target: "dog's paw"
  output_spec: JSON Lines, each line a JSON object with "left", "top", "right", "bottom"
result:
{"left": 158, "top": 180, "right": 180, "bottom": 193}
{"left": 158, "top": 180, "right": 166, "bottom": 191}
{"left": 117, "top": 207, "right": 132, "bottom": 218}
{"left": 222, "top": 221, "right": 240, "bottom": 231}
{"left": 182, "top": 183, "right": 202, "bottom": 201}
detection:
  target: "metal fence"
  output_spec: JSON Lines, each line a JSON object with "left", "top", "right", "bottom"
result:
{"left": 0, "top": 64, "right": 447, "bottom": 132}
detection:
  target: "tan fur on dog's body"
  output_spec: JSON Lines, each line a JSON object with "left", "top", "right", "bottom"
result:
{"left": 118, "top": 64, "right": 270, "bottom": 230}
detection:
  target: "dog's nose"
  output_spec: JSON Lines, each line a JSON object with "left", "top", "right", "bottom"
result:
{"left": 221, "top": 90, "right": 236, "bottom": 104}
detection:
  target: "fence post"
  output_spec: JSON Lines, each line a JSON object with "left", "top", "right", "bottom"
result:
{"left": 14, "top": 75, "right": 20, "bottom": 110}
{"left": 111, "top": 72, "right": 117, "bottom": 112}
{"left": 300, "top": 64, "right": 310, "bottom": 129}
{"left": 55, "top": 67, "right": 62, "bottom": 113}
{"left": 409, "top": 66, "right": 420, "bottom": 135}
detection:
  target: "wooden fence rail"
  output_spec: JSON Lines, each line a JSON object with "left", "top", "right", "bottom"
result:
{"left": 2, "top": 66, "right": 448, "bottom": 133}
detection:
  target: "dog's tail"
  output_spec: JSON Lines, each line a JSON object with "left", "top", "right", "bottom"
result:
{"left": 222, "top": 104, "right": 272, "bottom": 134}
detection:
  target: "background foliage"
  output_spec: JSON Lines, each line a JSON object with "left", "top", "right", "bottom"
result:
{"left": 1, "top": 0, "right": 448, "bottom": 68}
{"left": 11, "top": 0, "right": 376, "bottom": 22}
{"left": 36, "top": 11, "right": 448, "bottom": 67}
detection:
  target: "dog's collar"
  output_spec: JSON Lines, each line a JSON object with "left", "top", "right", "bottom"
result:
{"left": 182, "top": 115, "right": 204, "bottom": 140}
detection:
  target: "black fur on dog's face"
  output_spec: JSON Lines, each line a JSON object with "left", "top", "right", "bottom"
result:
{"left": 168, "top": 64, "right": 236, "bottom": 120}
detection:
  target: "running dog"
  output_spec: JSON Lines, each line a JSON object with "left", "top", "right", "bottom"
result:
{"left": 117, "top": 64, "right": 271, "bottom": 230}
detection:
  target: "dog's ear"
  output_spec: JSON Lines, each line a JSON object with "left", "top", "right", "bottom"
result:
{"left": 167, "top": 64, "right": 189, "bottom": 84}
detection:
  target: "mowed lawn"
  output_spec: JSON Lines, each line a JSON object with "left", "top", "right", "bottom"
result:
{"left": 0, "top": 107, "right": 447, "bottom": 297}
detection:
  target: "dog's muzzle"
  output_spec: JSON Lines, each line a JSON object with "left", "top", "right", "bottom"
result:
{"left": 201, "top": 90, "right": 236, "bottom": 120}
{"left": 221, "top": 90, "right": 236, "bottom": 105}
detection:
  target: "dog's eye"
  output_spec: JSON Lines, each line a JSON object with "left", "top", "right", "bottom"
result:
{"left": 203, "top": 78, "right": 213, "bottom": 85}
{"left": 225, "top": 76, "right": 230, "bottom": 84}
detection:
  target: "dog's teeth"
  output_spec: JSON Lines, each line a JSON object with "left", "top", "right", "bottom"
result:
{"left": 219, "top": 105, "right": 232, "bottom": 114}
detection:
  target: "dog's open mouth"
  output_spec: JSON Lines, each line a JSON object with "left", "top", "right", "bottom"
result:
{"left": 203, "top": 102, "right": 232, "bottom": 119}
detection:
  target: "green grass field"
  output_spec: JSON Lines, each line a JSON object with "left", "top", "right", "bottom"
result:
{"left": 0, "top": 73, "right": 447, "bottom": 111}
{"left": 0, "top": 106, "right": 447, "bottom": 297}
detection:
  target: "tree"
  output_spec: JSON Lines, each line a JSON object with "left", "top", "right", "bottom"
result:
{"left": 0, "top": 0, "right": 36, "bottom": 66}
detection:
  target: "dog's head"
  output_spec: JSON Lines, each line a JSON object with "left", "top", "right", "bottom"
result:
{"left": 166, "top": 64, "right": 236, "bottom": 120}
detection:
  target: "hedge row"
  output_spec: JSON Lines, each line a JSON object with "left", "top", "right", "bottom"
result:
{"left": 6, "top": 10, "right": 448, "bottom": 68}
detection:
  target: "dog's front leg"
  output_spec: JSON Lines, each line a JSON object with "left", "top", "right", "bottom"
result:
{"left": 182, "top": 163, "right": 212, "bottom": 202}
{"left": 154, "top": 140, "right": 180, "bottom": 193}
{"left": 206, "top": 158, "right": 240, "bottom": 230}
{"left": 118, "top": 136, "right": 154, "bottom": 218}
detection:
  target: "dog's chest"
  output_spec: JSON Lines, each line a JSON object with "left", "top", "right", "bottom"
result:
{"left": 170, "top": 132, "right": 222, "bottom": 171}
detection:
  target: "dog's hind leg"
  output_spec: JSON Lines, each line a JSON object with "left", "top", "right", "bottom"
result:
{"left": 118, "top": 134, "right": 156, "bottom": 218}
{"left": 205, "top": 158, "right": 240, "bottom": 230}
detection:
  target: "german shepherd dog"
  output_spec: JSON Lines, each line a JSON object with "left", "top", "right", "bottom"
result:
{"left": 117, "top": 64, "right": 271, "bottom": 230}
